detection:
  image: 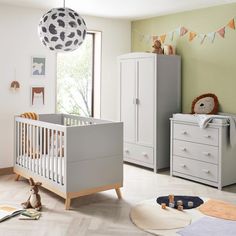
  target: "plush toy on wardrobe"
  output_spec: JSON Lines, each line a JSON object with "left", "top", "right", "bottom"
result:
{"left": 152, "top": 39, "right": 164, "bottom": 54}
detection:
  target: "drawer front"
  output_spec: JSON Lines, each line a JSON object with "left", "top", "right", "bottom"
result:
{"left": 173, "top": 140, "right": 219, "bottom": 164}
{"left": 124, "top": 143, "right": 154, "bottom": 165}
{"left": 173, "top": 123, "right": 219, "bottom": 146}
{"left": 173, "top": 156, "right": 218, "bottom": 182}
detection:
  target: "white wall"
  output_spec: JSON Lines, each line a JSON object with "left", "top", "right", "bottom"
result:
{"left": 84, "top": 16, "right": 130, "bottom": 121}
{"left": 0, "top": 4, "right": 131, "bottom": 168}
{"left": 0, "top": 5, "right": 56, "bottom": 169}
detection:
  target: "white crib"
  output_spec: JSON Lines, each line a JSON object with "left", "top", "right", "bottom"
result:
{"left": 14, "top": 114, "right": 123, "bottom": 209}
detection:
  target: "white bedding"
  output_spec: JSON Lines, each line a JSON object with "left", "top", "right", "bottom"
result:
{"left": 172, "top": 113, "right": 228, "bottom": 125}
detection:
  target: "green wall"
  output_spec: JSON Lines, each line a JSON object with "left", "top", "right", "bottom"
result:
{"left": 132, "top": 3, "right": 236, "bottom": 113}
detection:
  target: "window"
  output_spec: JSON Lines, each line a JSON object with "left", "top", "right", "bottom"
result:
{"left": 57, "top": 33, "right": 96, "bottom": 117}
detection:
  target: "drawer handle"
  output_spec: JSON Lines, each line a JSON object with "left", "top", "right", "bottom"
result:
{"left": 125, "top": 149, "right": 129, "bottom": 153}
{"left": 181, "top": 147, "right": 187, "bottom": 151}
{"left": 202, "top": 169, "right": 210, "bottom": 174}
{"left": 180, "top": 164, "right": 186, "bottom": 168}
{"left": 203, "top": 152, "right": 211, "bottom": 156}
{"left": 142, "top": 152, "right": 148, "bottom": 157}
{"left": 204, "top": 135, "right": 211, "bottom": 138}
{"left": 181, "top": 131, "right": 187, "bottom": 135}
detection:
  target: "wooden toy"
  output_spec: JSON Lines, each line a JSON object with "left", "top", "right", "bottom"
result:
{"left": 177, "top": 200, "right": 183, "bottom": 206}
{"left": 169, "top": 202, "right": 175, "bottom": 208}
{"left": 169, "top": 194, "right": 175, "bottom": 203}
{"left": 188, "top": 201, "right": 194, "bottom": 208}
{"left": 178, "top": 205, "right": 184, "bottom": 211}
{"left": 161, "top": 203, "right": 167, "bottom": 209}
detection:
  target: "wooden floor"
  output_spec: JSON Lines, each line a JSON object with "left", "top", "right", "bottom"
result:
{"left": 1, "top": 164, "right": 236, "bottom": 236}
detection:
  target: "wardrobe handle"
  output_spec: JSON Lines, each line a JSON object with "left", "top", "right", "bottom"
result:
{"left": 180, "top": 164, "right": 186, "bottom": 168}
{"left": 181, "top": 147, "right": 187, "bottom": 151}
{"left": 181, "top": 131, "right": 187, "bottom": 135}
{"left": 202, "top": 169, "right": 210, "bottom": 174}
{"left": 204, "top": 135, "right": 211, "bottom": 138}
{"left": 125, "top": 149, "right": 129, "bottom": 153}
{"left": 203, "top": 152, "right": 211, "bottom": 156}
{"left": 142, "top": 152, "right": 148, "bottom": 157}
{"left": 133, "top": 98, "right": 139, "bottom": 105}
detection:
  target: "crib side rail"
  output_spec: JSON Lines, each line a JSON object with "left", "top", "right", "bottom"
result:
{"left": 14, "top": 117, "right": 67, "bottom": 187}
{"left": 62, "top": 114, "right": 110, "bottom": 126}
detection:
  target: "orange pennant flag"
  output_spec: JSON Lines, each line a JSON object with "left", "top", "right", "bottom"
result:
{"left": 180, "top": 27, "right": 188, "bottom": 36}
{"left": 217, "top": 27, "right": 225, "bottom": 38}
{"left": 159, "top": 34, "right": 166, "bottom": 44}
{"left": 228, "top": 18, "right": 235, "bottom": 30}
{"left": 189, "top": 32, "right": 197, "bottom": 41}
{"left": 152, "top": 35, "right": 158, "bottom": 42}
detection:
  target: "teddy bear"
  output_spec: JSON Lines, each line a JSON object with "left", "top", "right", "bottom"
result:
{"left": 191, "top": 93, "right": 219, "bottom": 114}
{"left": 152, "top": 39, "right": 164, "bottom": 54}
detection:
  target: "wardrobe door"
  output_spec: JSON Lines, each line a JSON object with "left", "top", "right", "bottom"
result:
{"left": 136, "top": 57, "right": 155, "bottom": 147}
{"left": 120, "top": 59, "right": 136, "bottom": 143}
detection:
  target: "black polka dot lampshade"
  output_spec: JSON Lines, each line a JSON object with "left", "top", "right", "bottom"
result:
{"left": 38, "top": 8, "right": 87, "bottom": 52}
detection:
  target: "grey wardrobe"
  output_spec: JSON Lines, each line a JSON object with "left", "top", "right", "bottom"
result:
{"left": 118, "top": 52, "right": 181, "bottom": 172}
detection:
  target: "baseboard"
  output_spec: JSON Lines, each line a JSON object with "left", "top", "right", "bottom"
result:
{"left": 0, "top": 167, "right": 13, "bottom": 176}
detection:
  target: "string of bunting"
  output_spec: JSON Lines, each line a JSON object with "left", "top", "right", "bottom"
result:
{"left": 133, "top": 18, "right": 235, "bottom": 45}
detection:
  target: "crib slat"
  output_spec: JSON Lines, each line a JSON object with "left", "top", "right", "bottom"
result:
{"left": 32, "top": 125, "right": 35, "bottom": 172}
{"left": 16, "top": 121, "right": 19, "bottom": 165}
{"left": 47, "top": 129, "right": 50, "bottom": 179}
{"left": 43, "top": 128, "right": 46, "bottom": 177}
{"left": 55, "top": 131, "right": 58, "bottom": 183}
{"left": 39, "top": 127, "right": 42, "bottom": 176}
{"left": 36, "top": 126, "right": 39, "bottom": 174}
{"left": 60, "top": 131, "right": 63, "bottom": 185}
{"left": 51, "top": 130, "right": 54, "bottom": 181}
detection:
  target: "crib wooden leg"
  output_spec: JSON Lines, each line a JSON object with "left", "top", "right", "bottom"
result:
{"left": 15, "top": 174, "right": 20, "bottom": 181}
{"left": 115, "top": 188, "right": 122, "bottom": 199}
{"left": 65, "top": 197, "right": 71, "bottom": 210}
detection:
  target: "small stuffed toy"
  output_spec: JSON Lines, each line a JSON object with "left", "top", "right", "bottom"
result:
{"left": 191, "top": 93, "right": 219, "bottom": 114}
{"left": 152, "top": 40, "right": 164, "bottom": 54}
{"left": 21, "top": 178, "right": 42, "bottom": 211}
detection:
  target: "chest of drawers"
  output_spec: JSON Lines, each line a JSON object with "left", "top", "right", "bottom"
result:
{"left": 170, "top": 118, "right": 236, "bottom": 190}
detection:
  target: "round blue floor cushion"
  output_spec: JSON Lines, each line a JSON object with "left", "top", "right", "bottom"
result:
{"left": 156, "top": 196, "right": 204, "bottom": 209}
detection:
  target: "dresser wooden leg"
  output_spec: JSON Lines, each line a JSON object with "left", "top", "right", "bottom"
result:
{"left": 15, "top": 174, "right": 20, "bottom": 181}
{"left": 65, "top": 197, "right": 71, "bottom": 210}
{"left": 115, "top": 188, "right": 122, "bottom": 199}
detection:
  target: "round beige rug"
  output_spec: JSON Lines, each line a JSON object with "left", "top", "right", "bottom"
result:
{"left": 130, "top": 199, "right": 205, "bottom": 236}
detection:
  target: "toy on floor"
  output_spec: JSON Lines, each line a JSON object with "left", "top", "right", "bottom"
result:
{"left": 191, "top": 93, "right": 219, "bottom": 114}
{"left": 157, "top": 195, "right": 204, "bottom": 209}
{"left": 161, "top": 203, "right": 167, "bottom": 209}
{"left": 21, "top": 178, "right": 42, "bottom": 211}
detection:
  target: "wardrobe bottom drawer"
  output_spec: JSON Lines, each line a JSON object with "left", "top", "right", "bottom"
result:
{"left": 172, "top": 156, "right": 218, "bottom": 182}
{"left": 124, "top": 143, "right": 154, "bottom": 165}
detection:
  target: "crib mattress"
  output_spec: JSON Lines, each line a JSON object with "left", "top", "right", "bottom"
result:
{"left": 16, "top": 155, "right": 65, "bottom": 180}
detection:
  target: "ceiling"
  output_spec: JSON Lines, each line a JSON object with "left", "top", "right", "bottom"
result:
{"left": 0, "top": 0, "right": 235, "bottom": 20}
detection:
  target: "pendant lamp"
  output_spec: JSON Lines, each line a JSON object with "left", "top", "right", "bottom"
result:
{"left": 38, "top": 0, "right": 87, "bottom": 52}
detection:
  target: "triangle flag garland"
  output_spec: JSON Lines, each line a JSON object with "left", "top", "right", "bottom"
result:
{"left": 159, "top": 34, "right": 166, "bottom": 43}
{"left": 228, "top": 18, "right": 235, "bottom": 29}
{"left": 169, "top": 31, "right": 175, "bottom": 41}
{"left": 175, "top": 27, "right": 181, "bottom": 36}
{"left": 217, "top": 27, "right": 225, "bottom": 38}
{"left": 199, "top": 34, "right": 206, "bottom": 44}
{"left": 180, "top": 27, "right": 188, "bottom": 36}
{"left": 134, "top": 17, "right": 236, "bottom": 45}
{"left": 207, "top": 32, "right": 216, "bottom": 43}
{"left": 189, "top": 32, "right": 197, "bottom": 41}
